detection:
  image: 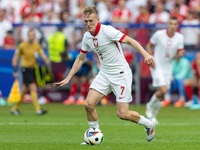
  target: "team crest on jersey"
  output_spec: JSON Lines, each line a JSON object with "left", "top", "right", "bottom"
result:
{"left": 167, "top": 39, "right": 172, "bottom": 46}
{"left": 93, "top": 38, "right": 98, "bottom": 47}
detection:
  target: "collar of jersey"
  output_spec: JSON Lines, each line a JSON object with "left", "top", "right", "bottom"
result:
{"left": 166, "top": 29, "right": 175, "bottom": 38}
{"left": 90, "top": 22, "right": 101, "bottom": 36}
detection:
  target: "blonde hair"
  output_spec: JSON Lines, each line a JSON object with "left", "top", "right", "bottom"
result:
{"left": 83, "top": 5, "right": 98, "bottom": 17}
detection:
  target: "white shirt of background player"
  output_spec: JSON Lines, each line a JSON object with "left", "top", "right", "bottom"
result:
{"left": 149, "top": 29, "right": 184, "bottom": 74}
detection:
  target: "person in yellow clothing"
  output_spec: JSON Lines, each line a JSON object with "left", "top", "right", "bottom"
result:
{"left": 48, "top": 27, "right": 69, "bottom": 81}
{"left": 11, "top": 29, "right": 50, "bottom": 115}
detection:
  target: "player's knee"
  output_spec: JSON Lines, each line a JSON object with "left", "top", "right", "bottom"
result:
{"left": 117, "top": 110, "right": 128, "bottom": 120}
{"left": 160, "top": 87, "right": 168, "bottom": 94}
{"left": 84, "top": 101, "right": 95, "bottom": 112}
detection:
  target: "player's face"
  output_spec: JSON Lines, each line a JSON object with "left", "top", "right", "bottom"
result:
{"left": 84, "top": 13, "right": 100, "bottom": 34}
{"left": 28, "top": 31, "right": 35, "bottom": 42}
{"left": 168, "top": 19, "right": 179, "bottom": 33}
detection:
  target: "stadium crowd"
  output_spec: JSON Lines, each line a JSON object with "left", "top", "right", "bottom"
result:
{"left": 0, "top": 0, "right": 199, "bottom": 48}
{"left": 0, "top": 0, "right": 200, "bottom": 106}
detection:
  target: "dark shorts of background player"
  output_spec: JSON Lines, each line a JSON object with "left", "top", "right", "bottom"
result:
{"left": 75, "top": 64, "right": 90, "bottom": 76}
{"left": 21, "top": 67, "right": 35, "bottom": 86}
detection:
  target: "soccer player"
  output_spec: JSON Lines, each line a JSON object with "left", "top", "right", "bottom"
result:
{"left": 53, "top": 5, "right": 156, "bottom": 142}
{"left": 11, "top": 29, "right": 50, "bottom": 115}
{"left": 145, "top": 17, "right": 184, "bottom": 121}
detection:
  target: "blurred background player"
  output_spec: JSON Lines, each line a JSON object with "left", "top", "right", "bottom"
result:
{"left": 62, "top": 50, "right": 93, "bottom": 105}
{"left": 145, "top": 17, "right": 185, "bottom": 122}
{"left": 11, "top": 29, "right": 49, "bottom": 115}
{"left": 162, "top": 51, "right": 193, "bottom": 107}
{"left": 184, "top": 52, "right": 200, "bottom": 107}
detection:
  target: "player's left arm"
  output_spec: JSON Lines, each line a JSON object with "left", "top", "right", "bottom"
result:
{"left": 40, "top": 51, "right": 50, "bottom": 65}
{"left": 38, "top": 44, "right": 50, "bottom": 65}
{"left": 122, "top": 36, "right": 155, "bottom": 68}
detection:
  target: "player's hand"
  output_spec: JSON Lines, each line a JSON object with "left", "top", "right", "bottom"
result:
{"left": 13, "top": 72, "right": 18, "bottom": 78}
{"left": 144, "top": 55, "right": 155, "bottom": 69}
{"left": 53, "top": 78, "right": 69, "bottom": 88}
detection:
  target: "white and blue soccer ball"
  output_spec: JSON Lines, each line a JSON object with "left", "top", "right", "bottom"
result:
{"left": 84, "top": 128, "right": 104, "bottom": 145}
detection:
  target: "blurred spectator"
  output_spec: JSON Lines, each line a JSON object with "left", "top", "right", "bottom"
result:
{"left": 22, "top": 1, "right": 42, "bottom": 23}
{"left": 48, "top": 27, "right": 69, "bottom": 81}
{"left": 56, "top": 0, "right": 68, "bottom": 12}
{"left": 170, "top": 3, "right": 185, "bottom": 23}
{"left": 72, "top": 0, "right": 86, "bottom": 23}
{"left": 126, "top": 0, "right": 148, "bottom": 22}
{"left": 37, "top": 0, "right": 63, "bottom": 19}
{"left": 134, "top": 6, "right": 150, "bottom": 47}
{"left": 60, "top": 10, "right": 75, "bottom": 49}
{"left": 176, "top": 0, "right": 189, "bottom": 17}
{"left": 0, "top": 0, "right": 26, "bottom": 19}
{"left": 136, "top": 6, "right": 150, "bottom": 23}
{"left": 184, "top": 52, "right": 200, "bottom": 107}
{"left": 165, "top": 0, "right": 176, "bottom": 12}
{"left": 97, "top": 0, "right": 114, "bottom": 23}
{"left": 162, "top": 53, "right": 193, "bottom": 107}
{"left": 20, "top": 0, "right": 40, "bottom": 20}
{"left": 189, "top": 0, "right": 200, "bottom": 13}
{"left": 3, "top": 30, "right": 15, "bottom": 49}
{"left": 111, "top": 0, "right": 131, "bottom": 35}
{"left": 180, "top": 11, "right": 200, "bottom": 49}
{"left": 69, "top": 0, "right": 78, "bottom": 19}
{"left": 149, "top": 1, "right": 169, "bottom": 24}
{"left": 37, "top": 0, "right": 54, "bottom": 14}
{"left": 42, "top": 10, "right": 61, "bottom": 41}
{"left": 0, "top": 8, "right": 13, "bottom": 47}
{"left": 6, "top": 7, "right": 21, "bottom": 23}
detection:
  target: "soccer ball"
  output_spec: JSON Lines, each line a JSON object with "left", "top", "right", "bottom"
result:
{"left": 84, "top": 128, "right": 104, "bottom": 145}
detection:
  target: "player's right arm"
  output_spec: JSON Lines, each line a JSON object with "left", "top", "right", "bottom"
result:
{"left": 12, "top": 44, "right": 23, "bottom": 78}
{"left": 53, "top": 52, "right": 87, "bottom": 87}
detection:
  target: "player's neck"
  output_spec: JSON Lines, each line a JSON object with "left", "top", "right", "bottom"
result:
{"left": 90, "top": 22, "right": 101, "bottom": 36}
{"left": 167, "top": 29, "right": 175, "bottom": 37}
{"left": 28, "top": 40, "right": 34, "bottom": 44}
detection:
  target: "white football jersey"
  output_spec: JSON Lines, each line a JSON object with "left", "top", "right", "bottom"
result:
{"left": 81, "top": 23, "right": 130, "bottom": 76}
{"left": 150, "top": 29, "right": 184, "bottom": 75}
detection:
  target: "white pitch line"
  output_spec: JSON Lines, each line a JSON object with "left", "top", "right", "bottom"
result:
{"left": 0, "top": 122, "right": 200, "bottom": 126}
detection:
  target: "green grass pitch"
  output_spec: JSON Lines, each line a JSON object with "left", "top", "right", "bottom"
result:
{"left": 0, "top": 103, "right": 200, "bottom": 150}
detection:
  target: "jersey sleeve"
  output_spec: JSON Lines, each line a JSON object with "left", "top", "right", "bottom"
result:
{"left": 81, "top": 34, "right": 90, "bottom": 53}
{"left": 105, "top": 25, "right": 126, "bottom": 42}
{"left": 38, "top": 44, "right": 44, "bottom": 55}
{"left": 149, "top": 31, "right": 159, "bottom": 46}
{"left": 15, "top": 43, "right": 23, "bottom": 56}
{"left": 177, "top": 35, "right": 184, "bottom": 51}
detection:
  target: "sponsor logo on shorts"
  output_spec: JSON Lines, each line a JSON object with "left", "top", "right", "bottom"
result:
{"left": 119, "top": 97, "right": 125, "bottom": 99}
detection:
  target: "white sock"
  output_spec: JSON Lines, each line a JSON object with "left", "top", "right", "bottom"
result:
{"left": 88, "top": 120, "right": 99, "bottom": 129}
{"left": 148, "top": 93, "right": 159, "bottom": 107}
{"left": 153, "top": 100, "right": 162, "bottom": 117}
{"left": 137, "top": 115, "right": 152, "bottom": 128}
